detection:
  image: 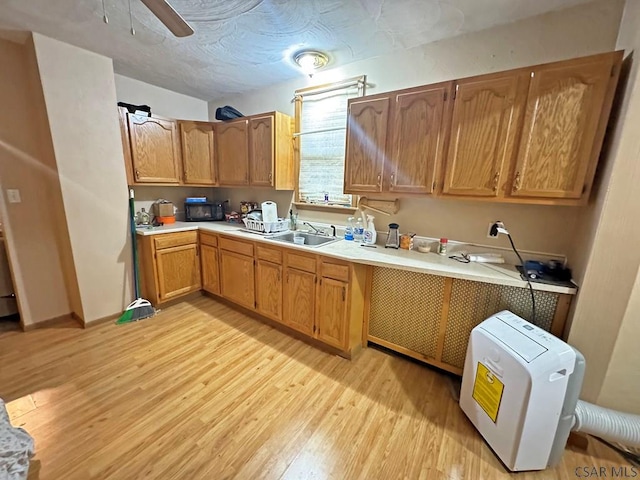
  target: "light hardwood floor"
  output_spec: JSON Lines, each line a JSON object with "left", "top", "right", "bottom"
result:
{"left": 0, "top": 296, "right": 626, "bottom": 479}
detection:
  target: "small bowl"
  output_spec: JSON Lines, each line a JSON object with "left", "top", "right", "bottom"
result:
{"left": 293, "top": 236, "right": 305, "bottom": 245}
{"left": 417, "top": 244, "right": 431, "bottom": 253}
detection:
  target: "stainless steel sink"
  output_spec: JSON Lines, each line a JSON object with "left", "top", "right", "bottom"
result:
{"left": 268, "top": 231, "right": 340, "bottom": 247}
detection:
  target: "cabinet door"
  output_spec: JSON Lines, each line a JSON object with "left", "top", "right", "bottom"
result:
{"left": 344, "top": 97, "right": 390, "bottom": 193}
{"left": 200, "top": 244, "right": 220, "bottom": 295}
{"left": 256, "top": 260, "right": 282, "bottom": 321}
{"left": 156, "top": 244, "right": 201, "bottom": 301}
{"left": 180, "top": 121, "right": 216, "bottom": 185}
{"left": 389, "top": 85, "right": 450, "bottom": 194}
{"left": 511, "top": 56, "right": 613, "bottom": 199}
{"left": 443, "top": 74, "right": 526, "bottom": 197}
{"left": 219, "top": 249, "right": 255, "bottom": 309}
{"left": 249, "top": 115, "right": 274, "bottom": 187}
{"left": 217, "top": 119, "right": 250, "bottom": 186}
{"left": 316, "top": 277, "right": 348, "bottom": 350}
{"left": 128, "top": 115, "right": 180, "bottom": 183}
{"left": 283, "top": 268, "right": 315, "bottom": 337}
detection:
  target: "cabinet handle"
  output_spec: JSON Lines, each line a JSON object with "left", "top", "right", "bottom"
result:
{"left": 277, "top": 269, "right": 281, "bottom": 282}
{"left": 342, "top": 286, "right": 346, "bottom": 301}
{"left": 377, "top": 174, "right": 382, "bottom": 188}
{"left": 513, "top": 171, "right": 521, "bottom": 192}
{"left": 268, "top": 172, "right": 272, "bottom": 183}
{"left": 135, "top": 168, "right": 140, "bottom": 179}
{"left": 195, "top": 246, "right": 199, "bottom": 257}
{"left": 493, "top": 172, "right": 500, "bottom": 191}
{"left": 390, "top": 173, "right": 395, "bottom": 186}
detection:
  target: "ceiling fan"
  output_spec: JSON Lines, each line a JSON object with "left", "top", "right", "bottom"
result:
{"left": 140, "top": 0, "right": 194, "bottom": 37}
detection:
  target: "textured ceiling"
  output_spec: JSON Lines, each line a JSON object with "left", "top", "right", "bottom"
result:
{"left": 0, "top": 0, "right": 594, "bottom": 100}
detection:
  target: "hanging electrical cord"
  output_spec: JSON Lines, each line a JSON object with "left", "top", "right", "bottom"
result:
{"left": 102, "top": 0, "right": 108, "bottom": 23}
{"left": 490, "top": 221, "right": 536, "bottom": 324}
{"left": 128, "top": 0, "right": 136, "bottom": 35}
{"left": 506, "top": 232, "right": 537, "bottom": 324}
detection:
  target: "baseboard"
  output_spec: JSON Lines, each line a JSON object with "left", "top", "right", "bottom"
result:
{"left": 83, "top": 311, "right": 120, "bottom": 328}
{"left": 23, "top": 313, "right": 80, "bottom": 331}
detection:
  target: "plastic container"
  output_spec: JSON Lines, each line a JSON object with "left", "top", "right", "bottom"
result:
{"left": 293, "top": 236, "right": 305, "bottom": 245}
{"left": 354, "top": 218, "right": 364, "bottom": 243}
{"left": 157, "top": 215, "right": 175, "bottom": 224}
{"left": 344, "top": 217, "right": 355, "bottom": 241}
{"left": 438, "top": 238, "right": 448, "bottom": 256}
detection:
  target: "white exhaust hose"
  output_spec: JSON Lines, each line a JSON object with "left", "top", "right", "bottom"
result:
{"left": 572, "top": 400, "right": 640, "bottom": 447}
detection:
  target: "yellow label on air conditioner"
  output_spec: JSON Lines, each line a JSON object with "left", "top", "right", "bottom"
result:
{"left": 472, "top": 362, "right": 505, "bottom": 423}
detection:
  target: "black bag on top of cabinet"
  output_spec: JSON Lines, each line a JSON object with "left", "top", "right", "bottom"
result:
{"left": 215, "top": 105, "right": 244, "bottom": 121}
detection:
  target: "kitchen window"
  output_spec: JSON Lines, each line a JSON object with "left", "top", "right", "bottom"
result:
{"left": 294, "top": 75, "right": 366, "bottom": 208}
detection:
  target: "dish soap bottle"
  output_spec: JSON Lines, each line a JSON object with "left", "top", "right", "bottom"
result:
{"left": 363, "top": 215, "right": 377, "bottom": 245}
{"left": 344, "top": 217, "right": 355, "bottom": 241}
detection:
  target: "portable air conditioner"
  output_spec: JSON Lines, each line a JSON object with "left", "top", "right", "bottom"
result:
{"left": 459, "top": 310, "right": 585, "bottom": 471}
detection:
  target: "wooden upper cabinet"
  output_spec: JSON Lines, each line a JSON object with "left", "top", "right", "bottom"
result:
{"left": 443, "top": 73, "right": 528, "bottom": 197}
{"left": 179, "top": 121, "right": 216, "bottom": 185}
{"left": 128, "top": 115, "right": 181, "bottom": 183}
{"left": 344, "top": 97, "right": 390, "bottom": 193}
{"left": 217, "top": 119, "right": 250, "bottom": 186}
{"left": 249, "top": 115, "right": 275, "bottom": 187}
{"left": 511, "top": 53, "right": 619, "bottom": 199}
{"left": 389, "top": 84, "right": 451, "bottom": 194}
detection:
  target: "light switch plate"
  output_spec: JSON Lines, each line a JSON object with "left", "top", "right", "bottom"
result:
{"left": 6, "top": 189, "right": 21, "bottom": 204}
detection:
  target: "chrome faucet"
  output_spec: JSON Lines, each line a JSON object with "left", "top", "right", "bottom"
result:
{"left": 303, "top": 222, "right": 322, "bottom": 235}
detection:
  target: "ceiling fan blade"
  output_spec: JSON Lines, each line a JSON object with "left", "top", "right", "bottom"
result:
{"left": 140, "top": 0, "right": 194, "bottom": 37}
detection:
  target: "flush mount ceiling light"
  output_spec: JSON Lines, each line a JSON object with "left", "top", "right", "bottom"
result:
{"left": 294, "top": 50, "right": 329, "bottom": 77}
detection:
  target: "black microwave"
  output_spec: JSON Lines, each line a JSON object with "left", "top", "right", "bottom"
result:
{"left": 184, "top": 201, "right": 226, "bottom": 222}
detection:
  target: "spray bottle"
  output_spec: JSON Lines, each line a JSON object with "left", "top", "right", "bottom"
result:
{"left": 363, "top": 215, "right": 377, "bottom": 245}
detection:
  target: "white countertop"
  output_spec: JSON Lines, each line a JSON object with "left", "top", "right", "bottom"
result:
{"left": 136, "top": 222, "right": 577, "bottom": 295}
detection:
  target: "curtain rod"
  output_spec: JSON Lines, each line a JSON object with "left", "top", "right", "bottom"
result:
{"left": 294, "top": 75, "right": 368, "bottom": 99}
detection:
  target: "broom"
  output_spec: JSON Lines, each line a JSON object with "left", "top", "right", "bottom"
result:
{"left": 116, "top": 189, "right": 156, "bottom": 324}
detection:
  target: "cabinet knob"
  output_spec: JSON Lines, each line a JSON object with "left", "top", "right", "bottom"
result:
{"left": 493, "top": 172, "right": 500, "bottom": 191}
{"left": 390, "top": 174, "right": 395, "bottom": 186}
{"left": 512, "top": 172, "right": 521, "bottom": 192}
{"left": 268, "top": 172, "right": 272, "bottom": 183}
{"left": 134, "top": 168, "right": 140, "bottom": 179}
{"left": 377, "top": 174, "right": 382, "bottom": 188}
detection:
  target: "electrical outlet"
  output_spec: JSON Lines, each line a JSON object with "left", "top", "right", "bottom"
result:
{"left": 6, "top": 189, "right": 21, "bottom": 204}
{"left": 487, "top": 222, "right": 498, "bottom": 238}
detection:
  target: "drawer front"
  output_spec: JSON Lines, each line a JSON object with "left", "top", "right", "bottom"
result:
{"left": 199, "top": 232, "right": 218, "bottom": 247}
{"left": 286, "top": 252, "right": 317, "bottom": 273}
{"left": 154, "top": 231, "right": 198, "bottom": 250}
{"left": 257, "top": 245, "right": 282, "bottom": 264}
{"left": 220, "top": 236, "right": 254, "bottom": 257}
{"left": 321, "top": 262, "right": 350, "bottom": 282}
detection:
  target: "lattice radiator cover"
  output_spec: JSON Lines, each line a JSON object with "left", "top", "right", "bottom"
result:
{"left": 368, "top": 267, "right": 560, "bottom": 371}
{"left": 369, "top": 268, "right": 445, "bottom": 359}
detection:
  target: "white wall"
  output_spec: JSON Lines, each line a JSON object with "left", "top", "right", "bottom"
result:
{"left": 33, "top": 34, "right": 131, "bottom": 323}
{"left": 567, "top": 0, "right": 640, "bottom": 413}
{"left": 114, "top": 74, "right": 209, "bottom": 121}
{"left": 208, "top": 0, "right": 623, "bottom": 256}
{"left": 0, "top": 36, "right": 72, "bottom": 326}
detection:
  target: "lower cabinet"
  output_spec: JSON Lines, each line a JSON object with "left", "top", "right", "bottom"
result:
{"left": 200, "top": 232, "right": 220, "bottom": 295}
{"left": 140, "top": 232, "right": 366, "bottom": 356}
{"left": 219, "top": 249, "right": 255, "bottom": 309}
{"left": 138, "top": 231, "right": 201, "bottom": 304}
{"left": 283, "top": 267, "right": 316, "bottom": 337}
{"left": 256, "top": 259, "right": 283, "bottom": 321}
{"left": 316, "top": 277, "right": 348, "bottom": 350}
